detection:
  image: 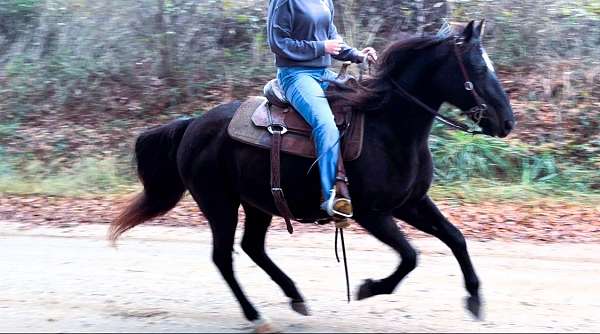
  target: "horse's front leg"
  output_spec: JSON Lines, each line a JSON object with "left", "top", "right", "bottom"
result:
{"left": 394, "top": 196, "right": 482, "bottom": 319}
{"left": 355, "top": 214, "right": 418, "bottom": 300}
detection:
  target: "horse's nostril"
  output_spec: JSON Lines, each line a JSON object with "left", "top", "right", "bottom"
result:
{"left": 504, "top": 120, "right": 515, "bottom": 132}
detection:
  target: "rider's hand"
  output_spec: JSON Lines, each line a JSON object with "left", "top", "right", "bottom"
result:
{"left": 324, "top": 40, "right": 343, "bottom": 55}
{"left": 359, "top": 47, "right": 378, "bottom": 63}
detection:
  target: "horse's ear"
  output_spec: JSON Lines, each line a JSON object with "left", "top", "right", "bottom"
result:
{"left": 476, "top": 19, "right": 486, "bottom": 41}
{"left": 462, "top": 20, "right": 478, "bottom": 43}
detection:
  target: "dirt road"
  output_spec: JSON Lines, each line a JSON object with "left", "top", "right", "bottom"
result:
{"left": 1, "top": 221, "right": 599, "bottom": 333}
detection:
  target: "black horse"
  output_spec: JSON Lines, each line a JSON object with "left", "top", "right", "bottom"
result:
{"left": 110, "top": 21, "right": 514, "bottom": 330}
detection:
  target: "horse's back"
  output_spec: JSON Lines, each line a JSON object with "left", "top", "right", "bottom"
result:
{"left": 177, "top": 101, "right": 242, "bottom": 182}
{"left": 187, "top": 101, "right": 241, "bottom": 137}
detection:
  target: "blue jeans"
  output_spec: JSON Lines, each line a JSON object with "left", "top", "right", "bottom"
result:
{"left": 277, "top": 67, "right": 339, "bottom": 200}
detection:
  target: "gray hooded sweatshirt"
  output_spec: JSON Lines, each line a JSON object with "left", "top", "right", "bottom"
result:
{"left": 267, "top": 0, "right": 363, "bottom": 68}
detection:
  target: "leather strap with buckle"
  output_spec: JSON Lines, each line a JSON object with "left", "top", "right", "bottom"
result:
{"left": 268, "top": 106, "right": 295, "bottom": 234}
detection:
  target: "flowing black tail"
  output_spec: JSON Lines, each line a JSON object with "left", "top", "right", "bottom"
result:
{"left": 109, "top": 118, "right": 192, "bottom": 241}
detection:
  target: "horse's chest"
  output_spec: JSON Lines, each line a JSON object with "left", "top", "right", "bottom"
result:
{"left": 348, "top": 149, "right": 433, "bottom": 211}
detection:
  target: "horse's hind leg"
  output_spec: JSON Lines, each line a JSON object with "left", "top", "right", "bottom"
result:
{"left": 190, "top": 190, "right": 269, "bottom": 328}
{"left": 241, "top": 204, "right": 310, "bottom": 316}
{"left": 394, "top": 195, "right": 482, "bottom": 319}
{"left": 355, "top": 214, "right": 418, "bottom": 300}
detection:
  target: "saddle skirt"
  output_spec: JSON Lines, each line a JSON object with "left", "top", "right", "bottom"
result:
{"left": 228, "top": 96, "right": 364, "bottom": 161}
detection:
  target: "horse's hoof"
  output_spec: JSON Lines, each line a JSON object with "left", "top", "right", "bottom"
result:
{"left": 465, "top": 295, "right": 483, "bottom": 320}
{"left": 290, "top": 301, "right": 311, "bottom": 316}
{"left": 356, "top": 279, "right": 376, "bottom": 300}
{"left": 253, "top": 319, "right": 279, "bottom": 333}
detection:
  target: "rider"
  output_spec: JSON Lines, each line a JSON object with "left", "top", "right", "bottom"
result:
{"left": 267, "top": 0, "right": 377, "bottom": 217}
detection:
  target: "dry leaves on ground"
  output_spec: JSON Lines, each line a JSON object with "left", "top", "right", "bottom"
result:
{"left": 1, "top": 195, "right": 598, "bottom": 243}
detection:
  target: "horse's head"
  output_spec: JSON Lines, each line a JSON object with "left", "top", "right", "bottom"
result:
{"left": 433, "top": 20, "right": 515, "bottom": 138}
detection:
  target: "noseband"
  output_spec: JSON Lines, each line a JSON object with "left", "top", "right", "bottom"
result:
{"left": 389, "top": 37, "right": 488, "bottom": 135}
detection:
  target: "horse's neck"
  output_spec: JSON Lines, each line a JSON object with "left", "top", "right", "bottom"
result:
{"left": 360, "top": 46, "right": 445, "bottom": 154}
{"left": 371, "top": 51, "right": 442, "bottom": 137}
{"left": 369, "top": 80, "right": 441, "bottom": 150}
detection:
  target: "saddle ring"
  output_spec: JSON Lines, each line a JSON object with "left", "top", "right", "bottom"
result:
{"left": 267, "top": 124, "right": 288, "bottom": 135}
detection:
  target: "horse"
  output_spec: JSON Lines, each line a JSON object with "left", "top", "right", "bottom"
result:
{"left": 109, "top": 20, "right": 514, "bottom": 331}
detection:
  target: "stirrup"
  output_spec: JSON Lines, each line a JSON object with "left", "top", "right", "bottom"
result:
{"left": 325, "top": 189, "right": 354, "bottom": 219}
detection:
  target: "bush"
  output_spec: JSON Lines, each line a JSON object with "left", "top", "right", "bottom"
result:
{"left": 430, "top": 129, "right": 599, "bottom": 193}
{"left": 0, "top": 0, "right": 598, "bottom": 198}
{"left": 0, "top": 154, "right": 134, "bottom": 196}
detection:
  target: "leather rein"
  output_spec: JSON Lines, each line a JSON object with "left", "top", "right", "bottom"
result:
{"left": 387, "top": 37, "right": 488, "bottom": 135}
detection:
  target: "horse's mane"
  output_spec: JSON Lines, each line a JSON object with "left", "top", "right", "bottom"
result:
{"left": 330, "top": 33, "right": 451, "bottom": 112}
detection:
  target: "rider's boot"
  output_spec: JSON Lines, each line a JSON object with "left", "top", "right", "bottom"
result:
{"left": 321, "top": 153, "right": 353, "bottom": 225}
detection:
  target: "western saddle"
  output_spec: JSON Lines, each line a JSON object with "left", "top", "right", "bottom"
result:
{"left": 227, "top": 63, "right": 364, "bottom": 233}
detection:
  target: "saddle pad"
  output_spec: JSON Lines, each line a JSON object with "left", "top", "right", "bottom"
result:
{"left": 228, "top": 96, "right": 364, "bottom": 161}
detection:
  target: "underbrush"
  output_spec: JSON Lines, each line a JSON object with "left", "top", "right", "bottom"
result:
{"left": 1, "top": 131, "right": 597, "bottom": 202}
{"left": 0, "top": 153, "right": 135, "bottom": 196}
{"left": 430, "top": 125, "right": 599, "bottom": 195}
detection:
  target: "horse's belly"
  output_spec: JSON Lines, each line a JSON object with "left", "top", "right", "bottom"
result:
{"left": 233, "top": 144, "right": 324, "bottom": 219}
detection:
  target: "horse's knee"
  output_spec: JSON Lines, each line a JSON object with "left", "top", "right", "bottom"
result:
{"left": 212, "top": 251, "right": 232, "bottom": 271}
{"left": 453, "top": 231, "right": 467, "bottom": 250}
{"left": 402, "top": 248, "right": 418, "bottom": 271}
{"left": 446, "top": 224, "right": 468, "bottom": 250}
{"left": 241, "top": 238, "right": 261, "bottom": 258}
{"left": 240, "top": 238, "right": 251, "bottom": 254}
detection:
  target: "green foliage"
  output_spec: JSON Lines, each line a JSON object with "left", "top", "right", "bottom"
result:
{"left": 429, "top": 179, "right": 600, "bottom": 204}
{"left": 0, "top": 154, "right": 135, "bottom": 196}
{"left": 0, "top": 0, "right": 274, "bottom": 117}
{"left": 0, "top": 0, "right": 42, "bottom": 56}
{"left": 0, "top": 0, "right": 41, "bottom": 24}
{"left": 0, "top": 0, "right": 599, "bottom": 199}
{"left": 0, "top": 122, "right": 19, "bottom": 138}
{"left": 430, "top": 129, "right": 599, "bottom": 194}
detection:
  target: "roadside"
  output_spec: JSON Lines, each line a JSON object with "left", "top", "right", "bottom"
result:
{"left": 2, "top": 194, "right": 599, "bottom": 243}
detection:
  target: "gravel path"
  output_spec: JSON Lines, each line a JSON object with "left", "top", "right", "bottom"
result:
{"left": 1, "top": 222, "right": 600, "bottom": 333}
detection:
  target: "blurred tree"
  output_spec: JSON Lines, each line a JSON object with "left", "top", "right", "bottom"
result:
{"left": 156, "top": 0, "right": 173, "bottom": 84}
{"left": 332, "top": 0, "right": 449, "bottom": 49}
{"left": 0, "top": 0, "right": 42, "bottom": 59}
{"left": 0, "top": 0, "right": 598, "bottom": 193}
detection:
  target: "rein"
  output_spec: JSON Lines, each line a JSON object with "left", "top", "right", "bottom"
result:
{"left": 387, "top": 37, "right": 487, "bottom": 135}
{"left": 334, "top": 227, "right": 351, "bottom": 303}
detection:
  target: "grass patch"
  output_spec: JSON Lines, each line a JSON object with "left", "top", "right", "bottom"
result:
{"left": 429, "top": 179, "right": 600, "bottom": 206}
{"left": 0, "top": 156, "right": 136, "bottom": 197}
{"left": 1, "top": 133, "right": 598, "bottom": 204}
{"left": 1, "top": 156, "right": 598, "bottom": 208}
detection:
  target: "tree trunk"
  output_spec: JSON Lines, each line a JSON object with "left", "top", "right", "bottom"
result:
{"left": 156, "top": 0, "right": 172, "bottom": 84}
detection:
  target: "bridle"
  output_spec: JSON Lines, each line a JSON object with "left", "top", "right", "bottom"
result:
{"left": 388, "top": 36, "right": 488, "bottom": 135}
{"left": 453, "top": 37, "right": 489, "bottom": 124}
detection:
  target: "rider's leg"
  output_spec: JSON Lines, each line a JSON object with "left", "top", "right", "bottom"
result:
{"left": 320, "top": 69, "right": 339, "bottom": 88}
{"left": 320, "top": 69, "right": 353, "bottom": 218}
{"left": 277, "top": 67, "right": 350, "bottom": 216}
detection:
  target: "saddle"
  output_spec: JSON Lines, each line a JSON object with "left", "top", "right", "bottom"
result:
{"left": 227, "top": 63, "right": 365, "bottom": 233}
{"left": 228, "top": 83, "right": 364, "bottom": 160}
